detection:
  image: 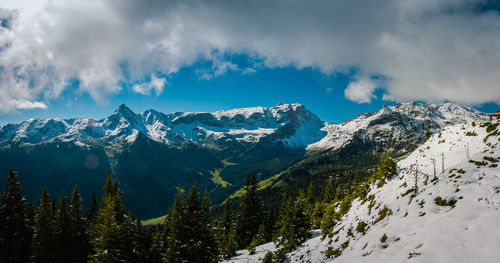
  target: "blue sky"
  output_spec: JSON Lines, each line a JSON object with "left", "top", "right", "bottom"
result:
{"left": 0, "top": 0, "right": 499, "bottom": 125}
{"left": 0, "top": 59, "right": 393, "bottom": 124}
{"left": 1, "top": 58, "right": 498, "bottom": 126}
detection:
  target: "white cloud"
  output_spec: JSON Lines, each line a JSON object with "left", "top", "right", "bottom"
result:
{"left": 132, "top": 74, "right": 166, "bottom": 96}
{"left": 12, "top": 99, "right": 47, "bottom": 110}
{"left": 345, "top": 78, "right": 377, "bottom": 104}
{"left": 242, "top": 67, "right": 257, "bottom": 75}
{"left": 0, "top": 0, "right": 499, "bottom": 112}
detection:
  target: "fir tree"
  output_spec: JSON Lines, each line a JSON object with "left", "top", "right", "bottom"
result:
{"left": 88, "top": 173, "right": 127, "bottom": 263}
{"left": 0, "top": 169, "right": 31, "bottom": 263}
{"left": 69, "top": 185, "right": 89, "bottom": 263}
{"left": 221, "top": 198, "right": 233, "bottom": 238}
{"left": 87, "top": 192, "right": 98, "bottom": 223}
{"left": 218, "top": 198, "right": 238, "bottom": 259}
{"left": 373, "top": 155, "right": 397, "bottom": 187}
{"left": 200, "top": 190, "right": 219, "bottom": 262}
{"left": 274, "top": 191, "right": 311, "bottom": 252}
{"left": 131, "top": 217, "right": 151, "bottom": 263}
{"left": 33, "top": 186, "right": 56, "bottom": 263}
{"left": 150, "top": 227, "right": 166, "bottom": 263}
{"left": 54, "top": 191, "right": 73, "bottom": 263}
{"left": 320, "top": 202, "right": 337, "bottom": 234}
{"left": 183, "top": 186, "right": 217, "bottom": 262}
{"left": 223, "top": 224, "right": 238, "bottom": 260}
{"left": 323, "top": 178, "right": 335, "bottom": 203}
{"left": 236, "top": 172, "right": 264, "bottom": 248}
{"left": 163, "top": 187, "right": 186, "bottom": 262}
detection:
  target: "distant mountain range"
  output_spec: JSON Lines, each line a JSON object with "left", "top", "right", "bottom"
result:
{"left": 0, "top": 102, "right": 485, "bottom": 218}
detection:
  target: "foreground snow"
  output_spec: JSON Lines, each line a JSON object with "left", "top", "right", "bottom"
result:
{"left": 230, "top": 121, "right": 500, "bottom": 262}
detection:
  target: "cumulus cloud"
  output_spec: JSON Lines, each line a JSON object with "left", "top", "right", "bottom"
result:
{"left": 12, "top": 100, "right": 48, "bottom": 110}
{"left": 0, "top": 0, "right": 499, "bottom": 111}
{"left": 132, "top": 74, "right": 167, "bottom": 96}
{"left": 344, "top": 78, "right": 377, "bottom": 104}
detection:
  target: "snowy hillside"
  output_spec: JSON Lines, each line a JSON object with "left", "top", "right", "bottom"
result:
{"left": 229, "top": 120, "right": 500, "bottom": 262}
{"left": 308, "top": 102, "right": 485, "bottom": 152}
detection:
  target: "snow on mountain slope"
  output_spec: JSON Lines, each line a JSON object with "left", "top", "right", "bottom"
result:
{"left": 229, "top": 121, "right": 500, "bottom": 263}
{"left": 0, "top": 102, "right": 485, "bottom": 155}
{"left": 0, "top": 103, "right": 325, "bottom": 150}
{"left": 307, "top": 102, "right": 485, "bottom": 152}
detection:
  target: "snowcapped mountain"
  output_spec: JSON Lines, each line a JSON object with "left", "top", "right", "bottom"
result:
{"left": 0, "top": 101, "right": 484, "bottom": 153}
{"left": 227, "top": 117, "right": 500, "bottom": 262}
{"left": 0, "top": 103, "right": 326, "bottom": 150}
{"left": 308, "top": 102, "right": 485, "bottom": 153}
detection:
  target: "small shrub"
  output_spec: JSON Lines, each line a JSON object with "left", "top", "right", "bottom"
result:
{"left": 368, "top": 199, "right": 376, "bottom": 215}
{"left": 483, "top": 156, "right": 498, "bottom": 163}
{"left": 465, "top": 131, "right": 477, "bottom": 136}
{"left": 434, "top": 196, "right": 457, "bottom": 207}
{"left": 272, "top": 249, "right": 290, "bottom": 263}
{"left": 374, "top": 206, "right": 390, "bottom": 224}
{"left": 486, "top": 123, "right": 499, "bottom": 133}
{"left": 380, "top": 233, "right": 388, "bottom": 243}
{"left": 472, "top": 121, "right": 476, "bottom": 127}
{"left": 401, "top": 188, "right": 415, "bottom": 197}
{"left": 457, "top": 169, "right": 465, "bottom": 174}
{"left": 347, "top": 227, "right": 353, "bottom": 237}
{"left": 356, "top": 221, "right": 367, "bottom": 234}
{"left": 262, "top": 252, "right": 274, "bottom": 263}
{"left": 469, "top": 159, "right": 487, "bottom": 166}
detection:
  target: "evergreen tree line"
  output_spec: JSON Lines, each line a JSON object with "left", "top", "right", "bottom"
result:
{"left": 0, "top": 155, "right": 396, "bottom": 263}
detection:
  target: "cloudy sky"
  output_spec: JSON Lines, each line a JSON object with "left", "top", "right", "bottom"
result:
{"left": 0, "top": 0, "right": 499, "bottom": 124}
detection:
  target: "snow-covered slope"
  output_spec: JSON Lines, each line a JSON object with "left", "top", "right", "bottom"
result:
{"left": 308, "top": 102, "right": 485, "bottom": 152}
{"left": 229, "top": 120, "right": 500, "bottom": 262}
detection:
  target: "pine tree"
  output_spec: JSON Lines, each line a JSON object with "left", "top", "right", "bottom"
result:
{"left": 87, "top": 192, "right": 98, "bottom": 223}
{"left": 248, "top": 224, "right": 266, "bottom": 254}
{"left": 163, "top": 187, "right": 186, "bottom": 262}
{"left": 150, "top": 227, "right": 166, "bottom": 263}
{"left": 307, "top": 181, "right": 315, "bottom": 203}
{"left": 54, "top": 191, "right": 73, "bottom": 263}
{"left": 200, "top": 190, "right": 218, "bottom": 262}
{"left": 274, "top": 191, "right": 311, "bottom": 252}
{"left": 33, "top": 186, "right": 56, "bottom": 263}
{"left": 69, "top": 185, "right": 89, "bottom": 263}
{"left": 218, "top": 198, "right": 237, "bottom": 259}
{"left": 131, "top": 217, "right": 151, "bottom": 263}
{"left": 320, "top": 202, "right": 337, "bottom": 234}
{"left": 0, "top": 169, "right": 31, "bottom": 263}
{"left": 223, "top": 223, "right": 238, "bottom": 260}
{"left": 323, "top": 178, "right": 335, "bottom": 203}
{"left": 222, "top": 198, "right": 233, "bottom": 238}
{"left": 311, "top": 201, "right": 324, "bottom": 229}
{"left": 88, "top": 173, "right": 128, "bottom": 263}
{"left": 183, "top": 186, "right": 216, "bottom": 262}
{"left": 334, "top": 185, "right": 341, "bottom": 201}
{"left": 373, "top": 155, "right": 397, "bottom": 187}
{"left": 236, "top": 172, "right": 264, "bottom": 248}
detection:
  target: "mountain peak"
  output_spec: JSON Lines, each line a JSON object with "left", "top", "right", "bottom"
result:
{"left": 115, "top": 103, "right": 134, "bottom": 114}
